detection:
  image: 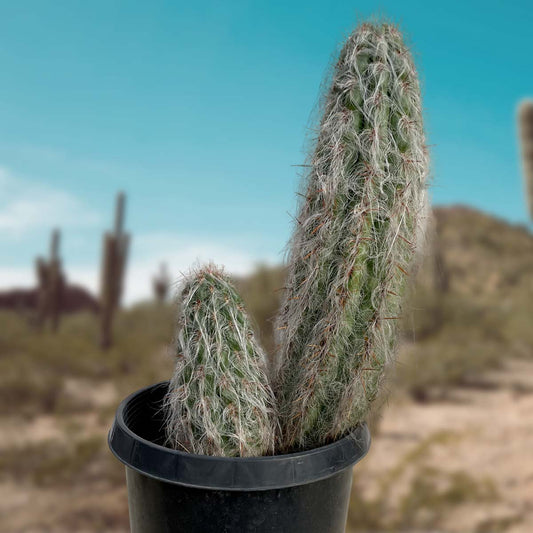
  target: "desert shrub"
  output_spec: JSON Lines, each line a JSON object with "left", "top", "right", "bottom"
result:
{"left": 0, "top": 305, "right": 174, "bottom": 417}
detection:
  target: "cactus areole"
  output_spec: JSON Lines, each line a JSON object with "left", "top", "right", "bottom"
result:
{"left": 109, "top": 20, "right": 429, "bottom": 533}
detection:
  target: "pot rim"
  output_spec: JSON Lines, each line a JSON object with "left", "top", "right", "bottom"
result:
{"left": 108, "top": 381, "right": 370, "bottom": 491}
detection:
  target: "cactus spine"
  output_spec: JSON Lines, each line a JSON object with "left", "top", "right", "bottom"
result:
{"left": 518, "top": 100, "right": 533, "bottom": 221}
{"left": 164, "top": 265, "right": 276, "bottom": 457}
{"left": 275, "top": 23, "right": 429, "bottom": 450}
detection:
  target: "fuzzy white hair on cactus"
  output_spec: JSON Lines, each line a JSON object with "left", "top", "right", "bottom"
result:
{"left": 164, "top": 264, "right": 277, "bottom": 457}
{"left": 275, "top": 22, "right": 430, "bottom": 451}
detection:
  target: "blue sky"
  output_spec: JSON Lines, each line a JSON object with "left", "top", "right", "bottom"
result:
{"left": 0, "top": 1, "right": 531, "bottom": 301}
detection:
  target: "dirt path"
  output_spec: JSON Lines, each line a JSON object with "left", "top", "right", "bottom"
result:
{"left": 354, "top": 358, "right": 533, "bottom": 532}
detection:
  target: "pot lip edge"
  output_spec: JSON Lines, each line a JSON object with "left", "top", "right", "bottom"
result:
{"left": 108, "top": 381, "right": 371, "bottom": 491}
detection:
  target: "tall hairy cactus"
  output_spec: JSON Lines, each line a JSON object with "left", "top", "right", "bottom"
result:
{"left": 275, "top": 22, "right": 430, "bottom": 450}
{"left": 164, "top": 265, "right": 276, "bottom": 457}
{"left": 518, "top": 100, "right": 533, "bottom": 221}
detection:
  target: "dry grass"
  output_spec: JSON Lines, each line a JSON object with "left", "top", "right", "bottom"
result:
{"left": 0, "top": 206, "right": 532, "bottom": 531}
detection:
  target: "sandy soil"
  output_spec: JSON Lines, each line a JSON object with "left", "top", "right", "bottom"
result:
{"left": 356, "top": 358, "right": 533, "bottom": 532}
{"left": 1, "top": 360, "right": 532, "bottom": 532}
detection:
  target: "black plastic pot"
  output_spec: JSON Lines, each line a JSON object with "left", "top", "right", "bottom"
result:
{"left": 108, "top": 382, "right": 371, "bottom": 533}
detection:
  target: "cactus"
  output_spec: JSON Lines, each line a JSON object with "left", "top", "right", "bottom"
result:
{"left": 99, "top": 192, "right": 130, "bottom": 349}
{"left": 518, "top": 99, "right": 533, "bottom": 221}
{"left": 35, "top": 228, "right": 65, "bottom": 331}
{"left": 164, "top": 265, "right": 277, "bottom": 457}
{"left": 432, "top": 210, "right": 449, "bottom": 295}
{"left": 275, "top": 22, "right": 430, "bottom": 450}
{"left": 153, "top": 262, "right": 170, "bottom": 303}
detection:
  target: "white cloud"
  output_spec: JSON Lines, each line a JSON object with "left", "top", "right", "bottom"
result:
{"left": 120, "top": 233, "right": 278, "bottom": 304}
{"left": 0, "top": 167, "right": 100, "bottom": 237}
{"left": 0, "top": 233, "right": 278, "bottom": 305}
{"left": 0, "top": 266, "right": 35, "bottom": 289}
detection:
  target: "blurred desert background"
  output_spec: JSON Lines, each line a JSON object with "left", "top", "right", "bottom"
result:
{"left": 1, "top": 2, "right": 533, "bottom": 532}
{"left": 0, "top": 205, "right": 532, "bottom": 532}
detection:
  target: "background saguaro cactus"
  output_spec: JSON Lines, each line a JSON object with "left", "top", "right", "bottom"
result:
{"left": 275, "top": 22, "right": 430, "bottom": 450}
{"left": 99, "top": 192, "right": 130, "bottom": 349}
{"left": 518, "top": 100, "right": 533, "bottom": 221}
{"left": 153, "top": 262, "right": 170, "bottom": 303}
{"left": 164, "top": 265, "right": 276, "bottom": 457}
{"left": 35, "top": 229, "right": 65, "bottom": 332}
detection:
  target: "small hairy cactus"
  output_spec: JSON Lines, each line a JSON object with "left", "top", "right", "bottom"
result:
{"left": 164, "top": 265, "right": 276, "bottom": 457}
{"left": 275, "top": 22, "right": 430, "bottom": 450}
{"left": 518, "top": 100, "right": 533, "bottom": 220}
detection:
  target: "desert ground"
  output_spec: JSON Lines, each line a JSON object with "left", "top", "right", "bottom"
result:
{"left": 1, "top": 206, "right": 532, "bottom": 532}
{"left": 1, "top": 356, "right": 532, "bottom": 532}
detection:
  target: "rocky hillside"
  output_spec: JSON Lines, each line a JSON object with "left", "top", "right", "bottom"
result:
{"left": 425, "top": 206, "right": 533, "bottom": 302}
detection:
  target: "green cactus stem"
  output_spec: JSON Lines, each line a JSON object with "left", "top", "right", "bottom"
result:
{"left": 164, "top": 265, "right": 277, "bottom": 457}
{"left": 275, "top": 22, "right": 430, "bottom": 451}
